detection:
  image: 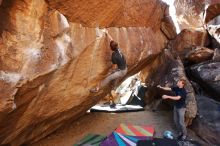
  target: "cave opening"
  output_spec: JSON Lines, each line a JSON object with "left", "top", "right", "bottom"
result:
{"left": 162, "top": 0, "right": 181, "bottom": 34}
{"left": 87, "top": 73, "right": 149, "bottom": 113}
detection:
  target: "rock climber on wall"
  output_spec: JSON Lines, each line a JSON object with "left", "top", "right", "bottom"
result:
{"left": 90, "top": 30, "right": 127, "bottom": 93}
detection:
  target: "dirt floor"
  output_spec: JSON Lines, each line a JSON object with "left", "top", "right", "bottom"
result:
{"left": 32, "top": 107, "right": 206, "bottom": 146}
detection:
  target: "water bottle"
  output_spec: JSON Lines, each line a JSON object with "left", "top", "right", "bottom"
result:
{"left": 163, "top": 131, "right": 174, "bottom": 139}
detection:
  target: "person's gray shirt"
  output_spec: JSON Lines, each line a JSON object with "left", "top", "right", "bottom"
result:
{"left": 111, "top": 49, "right": 127, "bottom": 70}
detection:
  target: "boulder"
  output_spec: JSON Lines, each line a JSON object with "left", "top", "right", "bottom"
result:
{"left": 169, "top": 29, "right": 210, "bottom": 60}
{"left": 46, "top": 0, "right": 167, "bottom": 29}
{"left": 207, "top": 25, "right": 220, "bottom": 44}
{"left": 142, "top": 50, "right": 197, "bottom": 126}
{"left": 191, "top": 95, "right": 220, "bottom": 146}
{"left": 174, "top": 0, "right": 220, "bottom": 30}
{"left": 190, "top": 80, "right": 203, "bottom": 95}
{"left": 188, "top": 61, "right": 220, "bottom": 101}
{"left": 213, "top": 48, "right": 220, "bottom": 61}
{"left": 0, "top": 0, "right": 168, "bottom": 145}
{"left": 205, "top": 3, "right": 220, "bottom": 24}
{"left": 208, "top": 33, "right": 220, "bottom": 49}
{"left": 185, "top": 46, "right": 214, "bottom": 64}
{"left": 174, "top": 0, "right": 205, "bottom": 30}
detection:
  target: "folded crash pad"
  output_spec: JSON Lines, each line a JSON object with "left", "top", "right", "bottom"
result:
{"left": 90, "top": 104, "right": 144, "bottom": 113}
{"left": 100, "top": 124, "right": 155, "bottom": 146}
{"left": 100, "top": 132, "right": 150, "bottom": 146}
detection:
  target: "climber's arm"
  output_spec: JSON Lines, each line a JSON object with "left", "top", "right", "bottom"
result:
{"left": 157, "top": 85, "right": 172, "bottom": 91}
{"left": 105, "top": 31, "right": 113, "bottom": 41}
{"left": 162, "top": 95, "right": 181, "bottom": 100}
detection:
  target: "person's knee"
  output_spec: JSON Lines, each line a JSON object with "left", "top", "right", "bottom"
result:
{"left": 177, "top": 115, "right": 185, "bottom": 125}
{"left": 179, "top": 121, "right": 185, "bottom": 127}
{"left": 173, "top": 113, "right": 178, "bottom": 122}
{"left": 101, "top": 75, "right": 115, "bottom": 87}
{"left": 178, "top": 119, "right": 186, "bottom": 131}
{"left": 173, "top": 114, "right": 178, "bottom": 122}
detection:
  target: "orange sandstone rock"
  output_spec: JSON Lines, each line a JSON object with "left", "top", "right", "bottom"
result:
{"left": 0, "top": 0, "right": 168, "bottom": 145}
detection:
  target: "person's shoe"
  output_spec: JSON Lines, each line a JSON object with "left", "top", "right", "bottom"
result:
{"left": 177, "top": 134, "right": 183, "bottom": 140}
{"left": 110, "top": 103, "right": 116, "bottom": 109}
{"left": 179, "top": 135, "right": 187, "bottom": 141}
{"left": 152, "top": 109, "right": 156, "bottom": 112}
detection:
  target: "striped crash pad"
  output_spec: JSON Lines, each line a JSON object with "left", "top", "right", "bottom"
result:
{"left": 90, "top": 104, "right": 144, "bottom": 113}
{"left": 74, "top": 134, "right": 105, "bottom": 146}
{"left": 115, "top": 124, "right": 154, "bottom": 137}
{"left": 100, "top": 132, "right": 150, "bottom": 146}
{"left": 100, "top": 124, "right": 154, "bottom": 146}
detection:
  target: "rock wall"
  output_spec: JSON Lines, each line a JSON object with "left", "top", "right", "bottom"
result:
{"left": 0, "top": 0, "right": 170, "bottom": 145}
{"left": 1, "top": 0, "right": 218, "bottom": 145}
{"left": 168, "top": 29, "right": 210, "bottom": 60}
{"left": 192, "top": 95, "right": 220, "bottom": 145}
{"left": 205, "top": 2, "right": 220, "bottom": 24}
{"left": 188, "top": 61, "right": 220, "bottom": 101}
{"left": 174, "top": 0, "right": 220, "bottom": 30}
{"left": 174, "top": 0, "right": 206, "bottom": 30}
{"left": 185, "top": 46, "right": 214, "bottom": 64}
{"left": 47, "top": 0, "right": 166, "bottom": 29}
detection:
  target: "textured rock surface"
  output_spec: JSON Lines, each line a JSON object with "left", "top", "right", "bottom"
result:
{"left": 174, "top": 0, "right": 220, "bottom": 30}
{"left": 2, "top": 0, "right": 219, "bottom": 145}
{"left": 47, "top": 0, "right": 166, "bottom": 29}
{"left": 189, "top": 61, "right": 220, "bottom": 100}
{"left": 142, "top": 50, "right": 197, "bottom": 126}
{"left": 213, "top": 48, "right": 220, "bottom": 61}
{"left": 174, "top": 0, "right": 205, "bottom": 30}
{"left": 208, "top": 33, "right": 220, "bottom": 49}
{"left": 207, "top": 25, "right": 220, "bottom": 44}
{"left": 0, "top": 0, "right": 168, "bottom": 145}
{"left": 192, "top": 95, "right": 220, "bottom": 146}
{"left": 169, "top": 29, "right": 209, "bottom": 60}
{"left": 161, "top": 5, "right": 177, "bottom": 40}
{"left": 185, "top": 46, "right": 214, "bottom": 64}
{"left": 0, "top": 0, "right": 49, "bottom": 113}
{"left": 205, "top": 3, "right": 220, "bottom": 24}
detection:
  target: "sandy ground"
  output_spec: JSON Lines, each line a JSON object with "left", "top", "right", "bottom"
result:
{"left": 32, "top": 107, "right": 206, "bottom": 146}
